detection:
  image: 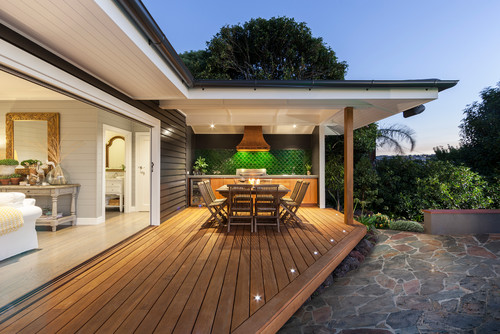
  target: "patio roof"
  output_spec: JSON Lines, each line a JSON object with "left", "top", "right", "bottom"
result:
{"left": 163, "top": 81, "right": 454, "bottom": 134}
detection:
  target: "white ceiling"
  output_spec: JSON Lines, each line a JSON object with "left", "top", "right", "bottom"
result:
{"left": 0, "top": 71, "right": 71, "bottom": 101}
{"left": 164, "top": 89, "right": 436, "bottom": 134}
{"left": 0, "top": 0, "right": 186, "bottom": 99}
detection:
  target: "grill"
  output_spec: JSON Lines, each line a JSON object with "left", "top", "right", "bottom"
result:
{"left": 236, "top": 168, "right": 267, "bottom": 179}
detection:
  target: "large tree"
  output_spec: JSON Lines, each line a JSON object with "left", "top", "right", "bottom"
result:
{"left": 180, "top": 16, "right": 347, "bottom": 80}
{"left": 460, "top": 82, "right": 500, "bottom": 176}
{"left": 435, "top": 82, "right": 500, "bottom": 177}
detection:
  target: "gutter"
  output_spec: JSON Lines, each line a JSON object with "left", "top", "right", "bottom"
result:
{"left": 193, "top": 79, "right": 459, "bottom": 92}
{"left": 116, "top": 0, "right": 195, "bottom": 88}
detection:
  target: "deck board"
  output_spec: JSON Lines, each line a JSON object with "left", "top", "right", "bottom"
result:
{"left": 0, "top": 207, "right": 366, "bottom": 334}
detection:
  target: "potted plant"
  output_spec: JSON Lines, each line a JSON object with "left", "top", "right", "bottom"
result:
{"left": 0, "top": 175, "right": 11, "bottom": 185}
{"left": 20, "top": 159, "right": 42, "bottom": 168}
{"left": 21, "top": 159, "right": 42, "bottom": 185}
{"left": 193, "top": 157, "right": 208, "bottom": 175}
{"left": 9, "top": 173, "right": 23, "bottom": 185}
{"left": 0, "top": 159, "right": 19, "bottom": 176}
{"left": 305, "top": 163, "right": 312, "bottom": 175}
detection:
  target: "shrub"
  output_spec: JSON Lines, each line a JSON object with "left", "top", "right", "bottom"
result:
{"left": 389, "top": 220, "right": 424, "bottom": 233}
{"left": 356, "top": 215, "right": 376, "bottom": 231}
{"left": 10, "top": 174, "right": 22, "bottom": 178}
{"left": 0, "top": 159, "right": 19, "bottom": 165}
{"left": 374, "top": 158, "right": 496, "bottom": 221}
{"left": 372, "top": 213, "right": 391, "bottom": 229}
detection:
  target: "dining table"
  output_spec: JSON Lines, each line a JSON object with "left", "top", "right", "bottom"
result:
{"left": 216, "top": 184, "right": 290, "bottom": 198}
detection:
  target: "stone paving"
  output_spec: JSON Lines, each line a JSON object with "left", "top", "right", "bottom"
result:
{"left": 279, "top": 230, "right": 500, "bottom": 333}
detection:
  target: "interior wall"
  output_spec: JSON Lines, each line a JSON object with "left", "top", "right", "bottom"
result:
{"left": 0, "top": 100, "right": 150, "bottom": 221}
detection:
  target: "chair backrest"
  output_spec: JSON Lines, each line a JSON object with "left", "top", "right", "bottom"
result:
{"left": 255, "top": 184, "right": 280, "bottom": 206}
{"left": 197, "top": 181, "right": 213, "bottom": 206}
{"left": 290, "top": 180, "right": 303, "bottom": 201}
{"left": 203, "top": 180, "right": 217, "bottom": 202}
{"left": 227, "top": 184, "right": 253, "bottom": 211}
{"left": 293, "top": 181, "right": 310, "bottom": 206}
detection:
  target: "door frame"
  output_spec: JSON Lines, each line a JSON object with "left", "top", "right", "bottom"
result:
{"left": 135, "top": 131, "right": 151, "bottom": 211}
{"left": 102, "top": 125, "right": 133, "bottom": 216}
{"left": 1, "top": 39, "right": 161, "bottom": 226}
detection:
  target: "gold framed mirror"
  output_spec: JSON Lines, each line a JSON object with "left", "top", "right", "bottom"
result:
{"left": 6, "top": 113, "right": 60, "bottom": 163}
{"left": 106, "top": 135, "right": 125, "bottom": 170}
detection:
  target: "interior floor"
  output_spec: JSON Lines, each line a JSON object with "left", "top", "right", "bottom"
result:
{"left": 0, "top": 211, "right": 150, "bottom": 308}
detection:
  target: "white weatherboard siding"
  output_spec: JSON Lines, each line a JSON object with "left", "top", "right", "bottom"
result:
{"left": 0, "top": 100, "right": 149, "bottom": 223}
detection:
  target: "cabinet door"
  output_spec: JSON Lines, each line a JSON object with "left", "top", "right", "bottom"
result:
{"left": 210, "top": 179, "right": 226, "bottom": 199}
{"left": 279, "top": 179, "right": 293, "bottom": 196}
{"left": 302, "top": 179, "right": 318, "bottom": 205}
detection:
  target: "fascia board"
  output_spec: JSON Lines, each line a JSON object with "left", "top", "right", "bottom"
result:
{"left": 183, "top": 87, "right": 439, "bottom": 101}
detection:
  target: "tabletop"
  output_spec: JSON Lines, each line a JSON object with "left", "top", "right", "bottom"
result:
{"left": 216, "top": 184, "right": 289, "bottom": 197}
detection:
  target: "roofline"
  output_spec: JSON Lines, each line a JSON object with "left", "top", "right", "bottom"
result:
{"left": 193, "top": 79, "right": 459, "bottom": 92}
{"left": 118, "top": 1, "right": 458, "bottom": 94}
{"left": 116, "top": 0, "right": 195, "bottom": 88}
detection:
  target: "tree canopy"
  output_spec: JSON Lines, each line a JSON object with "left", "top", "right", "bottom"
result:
{"left": 180, "top": 16, "right": 347, "bottom": 80}
{"left": 435, "top": 82, "right": 500, "bottom": 177}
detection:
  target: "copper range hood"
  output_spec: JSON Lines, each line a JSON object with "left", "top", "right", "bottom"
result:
{"left": 236, "top": 126, "right": 270, "bottom": 152}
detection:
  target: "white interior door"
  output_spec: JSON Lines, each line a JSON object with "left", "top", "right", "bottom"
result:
{"left": 135, "top": 132, "right": 151, "bottom": 211}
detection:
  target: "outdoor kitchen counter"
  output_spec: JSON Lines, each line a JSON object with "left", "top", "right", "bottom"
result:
{"left": 188, "top": 175, "right": 318, "bottom": 206}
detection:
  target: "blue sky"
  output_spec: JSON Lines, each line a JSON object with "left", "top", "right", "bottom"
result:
{"left": 143, "top": 0, "right": 500, "bottom": 155}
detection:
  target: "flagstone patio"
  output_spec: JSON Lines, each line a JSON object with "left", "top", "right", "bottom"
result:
{"left": 280, "top": 230, "right": 500, "bottom": 333}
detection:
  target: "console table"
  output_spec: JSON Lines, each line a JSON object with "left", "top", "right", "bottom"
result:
{"left": 0, "top": 184, "right": 80, "bottom": 231}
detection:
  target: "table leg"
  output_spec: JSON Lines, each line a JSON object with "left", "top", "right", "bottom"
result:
{"left": 71, "top": 192, "right": 77, "bottom": 225}
{"left": 51, "top": 195, "right": 58, "bottom": 232}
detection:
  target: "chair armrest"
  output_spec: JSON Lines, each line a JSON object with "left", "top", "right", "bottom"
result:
{"left": 23, "top": 198, "right": 36, "bottom": 207}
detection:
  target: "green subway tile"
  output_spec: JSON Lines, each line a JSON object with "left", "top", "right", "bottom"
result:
{"left": 193, "top": 149, "right": 312, "bottom": 175}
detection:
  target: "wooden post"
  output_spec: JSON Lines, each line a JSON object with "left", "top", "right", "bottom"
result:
{"left": 344, "top": 107, "right": 354, "bottom": 225}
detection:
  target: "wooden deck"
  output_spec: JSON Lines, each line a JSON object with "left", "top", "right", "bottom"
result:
{"left": 0, "top": 207, "right": 365, "bottom": 333}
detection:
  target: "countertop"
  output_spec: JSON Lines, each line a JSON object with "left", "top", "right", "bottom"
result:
{"left": 187, "top": 174, "right": 318, "bottom": 179}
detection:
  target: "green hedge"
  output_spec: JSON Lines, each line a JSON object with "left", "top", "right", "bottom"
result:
{"left": 389, "top": 220, "right": 424, "bottom": 233}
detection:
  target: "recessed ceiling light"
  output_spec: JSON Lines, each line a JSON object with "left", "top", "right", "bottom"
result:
{"left": 330, "top": 239, "right": 334, "bottom": 242}
{"left": 290, "top": 268, "right": 296, "bottom": 273}
{"left": 254, "top": 295, "right": 261, "bottom": 301}
{"left": 343, "top": 230, "right": 346, "bottom": 233}
{"left": 313, "top": 251, "right": 318, "bottom": 255}
{"left": 293, "top": 124, "right": 297, "bottom": 128}
{"left": 210, "top": 123, "right": 215, "bottom": 129}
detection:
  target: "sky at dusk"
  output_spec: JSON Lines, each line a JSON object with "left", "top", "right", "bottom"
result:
{"left": 143, "top": 0, "right": 500, "bottom": 155}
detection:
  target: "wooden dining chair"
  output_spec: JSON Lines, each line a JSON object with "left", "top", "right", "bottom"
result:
{"left": 227, "top": 184, "right": 253, "bottom": 232}
{"left": 281, "top": 180, "right": 302, "bottom": 203}
{"left": 198, "top": 181, "right": 227, "bottom": 226}
{"left": 280, "top": 181, "right": 309, "bottom": 224}
{"left": 254, "top": 184, "right": 280, "bottom": 232}
{"left": 203, "top": 180, "right": 219, "bottom": 203}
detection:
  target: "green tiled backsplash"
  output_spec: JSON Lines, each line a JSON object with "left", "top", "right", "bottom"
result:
{"left": 194, "top": 149, "right": 312, "bottom": 175}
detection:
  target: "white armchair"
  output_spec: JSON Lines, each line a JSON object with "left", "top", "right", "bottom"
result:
{"left": 0, "top": 192, "right": 42, "bottom": 262}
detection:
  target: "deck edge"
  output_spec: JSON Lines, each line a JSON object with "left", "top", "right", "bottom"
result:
{"left": 233, "top": 223, "right": 366, "bottom": 334}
